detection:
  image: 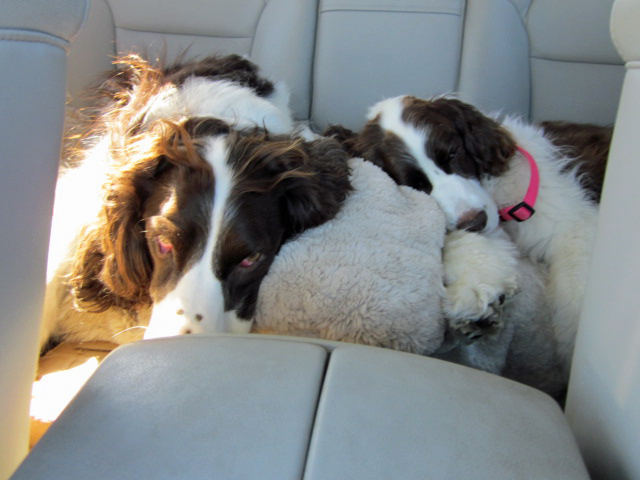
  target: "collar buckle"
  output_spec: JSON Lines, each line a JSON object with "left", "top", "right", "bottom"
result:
{"left": 500, "top": 201, "right": 535, "bottom": 222}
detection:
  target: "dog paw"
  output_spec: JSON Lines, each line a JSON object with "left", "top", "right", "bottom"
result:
{"left": 446, "top": 295, "right": 509, "bottom": 343}
{"left": 442, "top": 230, "right": 520, "bottom": 341}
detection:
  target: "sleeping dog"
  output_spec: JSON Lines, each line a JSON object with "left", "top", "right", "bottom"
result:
{"left": 41, "top": 54, "right": 350, "bottom": 350}
{"left": 330, "top": 95, "right": 607, "bottom": 375}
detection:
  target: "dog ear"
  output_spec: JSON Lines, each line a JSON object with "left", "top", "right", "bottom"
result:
{"left": 228, "top": 134, "right": 351, "bottom": 239}
{"left": 70, "top": 119, "right": 218, "bottom": 311}
{"left": 323, "top": 124, "right": 362, "bottom": 158}
{"left": 450, "top": 99, "right": 516, "bottom": 177}
{"left": 70, "top": 157, "right": 164, "bottom": 312}
{"left": 278, "top": 137, "right": 352, "bottom": 237}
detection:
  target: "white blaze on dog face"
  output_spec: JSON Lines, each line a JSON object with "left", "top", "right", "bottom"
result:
{"left": 140, "top": 125, "right": 352, "bottom": 341}
{"left": 143, "top": 135, "right": 252, "bottom": 339}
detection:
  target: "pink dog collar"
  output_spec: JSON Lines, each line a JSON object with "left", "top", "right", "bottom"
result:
{"left": 498, "top": 146, "right": 539, "bottom": 222}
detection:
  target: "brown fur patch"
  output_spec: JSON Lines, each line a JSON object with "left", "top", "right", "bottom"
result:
{"left": 402, "top": 97, "right": 516, "bottom": 178}
{"left": 541, "top": 121, "right": 612, "bottom": 203}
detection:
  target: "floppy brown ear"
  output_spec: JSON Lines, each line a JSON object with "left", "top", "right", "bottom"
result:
{"left": 278, "top": 137, "right": 352, "bottom": 237}
{"left": 449, "top": 99, "right": 516, "bottom": 176}
{"left": 70, "top": 118, "right": 219, "bottom": 311}
{"left": 322, "top": 124, "right": 362, "bottom": 158}
{"left": 70, "top": 158, "right": 161, "bottom": 312}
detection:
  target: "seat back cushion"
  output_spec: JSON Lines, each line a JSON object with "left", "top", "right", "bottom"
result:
{"left": 526, "top": 0, "right": 624, "bottom": 124}
{"left": 311, "top": 0, "right": 466, "bottom": 130}
{"left": 66, "top": 0, "right": 318, "bottom": 120}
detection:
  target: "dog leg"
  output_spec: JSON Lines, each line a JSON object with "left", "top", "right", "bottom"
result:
{"left": 442, "top": 229, "right": 520, "bottom": 342}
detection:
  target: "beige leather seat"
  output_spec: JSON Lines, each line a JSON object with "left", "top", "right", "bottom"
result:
{"left": 3, "top": 0, "right": 640, "bottom": 478}
{"left": 565, "top": 0, "right": 640, "bottom": 477}
{"left": 67, "top": 0, "right": 318, "bottom": 121}
{"left": 0, "top": 1, "right": 88, "bottom": 477}
{"left": 67, "top": 0, "right": 624, "bottom": 131}
{"left": 311, "top": 0, "right": 624, "bottom": 129}
{"left": 11, "top": 335, "right": 590, "bottom": 479}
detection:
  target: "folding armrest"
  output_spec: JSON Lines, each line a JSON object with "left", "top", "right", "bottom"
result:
{"left": 13, "top": 336, "right": 589, "bottom": 479}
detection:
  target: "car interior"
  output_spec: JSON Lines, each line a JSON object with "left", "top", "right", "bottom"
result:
{"left": 1, "top": 0, "right": 639, "bottom": 478}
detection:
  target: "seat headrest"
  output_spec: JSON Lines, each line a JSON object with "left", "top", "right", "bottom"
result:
{"left": 611, "top": 0, "right": 640, "bottom": 62}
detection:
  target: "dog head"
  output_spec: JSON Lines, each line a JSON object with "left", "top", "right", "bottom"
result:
{"left": 360, "top": 96, "right": 517, "bottom": 233}
{"left": 70, "top": 118, "right": 350, "bottom": 338}
{"left": 65, "top": 54, "right": 350, "bottom": 340}
{"left": 72, "top": 119, "right": 350, "bottom": 338}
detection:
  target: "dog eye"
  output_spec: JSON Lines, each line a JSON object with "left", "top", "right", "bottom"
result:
{"left": 157, "top": 237, "right": 174, "bottom": 255}
{"left": 239, "top": 252, "right": 262, "bottom": 268}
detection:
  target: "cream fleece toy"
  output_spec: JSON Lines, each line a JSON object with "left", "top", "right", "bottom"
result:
{"left": 255, "top": 158, "right": 447, "bottom": 355}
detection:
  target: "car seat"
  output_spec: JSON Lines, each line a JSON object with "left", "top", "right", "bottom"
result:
{"left": 3, "top": 0, "right": 639, "bottom": 478}
{"left": 0, "top": 1, "right": 88, "bottom": 477}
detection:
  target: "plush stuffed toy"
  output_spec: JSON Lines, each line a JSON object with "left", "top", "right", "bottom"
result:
{"left": 255, "top": 158, "right": 566, "bottom": 400}
{"left": 254, "top": 158, "right": 447, "bottom": 355}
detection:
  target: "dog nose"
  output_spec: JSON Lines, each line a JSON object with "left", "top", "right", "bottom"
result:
{"left": 456, "top": 210, "right": 488, "bottom": 232}
{"left": 175, "top": 309, "right": 205, "bottom": 335}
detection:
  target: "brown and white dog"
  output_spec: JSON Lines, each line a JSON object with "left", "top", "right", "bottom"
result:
{"left": 41, "top": 55, "right": 350, "bottom": 350}
{"left": 334, "top": 95, "right": 606, "bottom": 374}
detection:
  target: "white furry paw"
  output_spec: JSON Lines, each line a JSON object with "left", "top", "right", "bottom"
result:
{"left": 442, "top": 230, "right": 520, "bottom": 341}
{"left": 445, "top": 295, "right": 509, "bottom": 343}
